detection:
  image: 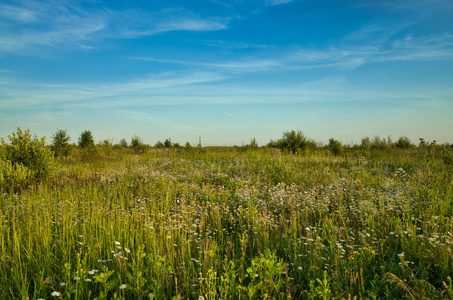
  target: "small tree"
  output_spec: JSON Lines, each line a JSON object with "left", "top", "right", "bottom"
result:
{"left": 51, "top": 129, "right": 71, "bottom": 157}
{"left": 248, "top": 137, "right": 258, "bottom": 149}
{"left": 328, "top": 138, "right": 344, "bottom": 156}
{"left": 131, "top": 135, "right": 142, "bottom": 148}
{"left": 154, "top": 141, "right": 164, "bottom": 148}
{"left": 1, "top": 127, "right": 54, "bottom": 182}
{"left": 281, "top": 130, "right": 316, "bottom": 154}
{"left": 395, "top": 136, "right": 413, "bottom": 149}
{"left": 79, "top": 130, "right": 94, "bottom": 148}
{"left": 131, "top": 135, "right": 146, "bottom": 153}
{"left": 164, "top": 138, "right": 172, "bottom": 148}
{"left": 119, "top": 138, "right": 128, "bottom": 147}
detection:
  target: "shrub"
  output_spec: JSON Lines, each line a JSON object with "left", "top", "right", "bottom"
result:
{"left": 395, "top": 136, "right": 413, "bottom": 149}
{"left": 0, "top": 159, "right": 33, "bottom": 187}
{"left": 328, "top": 138, "right": 344, "bottom": 156}
{"left": 164, "top": 138, "right": 172, "bottom": 148}
{"left": 154, "top": 140, "right": 164, "bottom": 148}
{"left": 371, "top": 135, "right": 392, "bottom": 150}
{"left": 51, "top": 129, "right": 71, "bottom": 157}
{"left": 248, "top": 137, "right": 258, "bottom": 149}
{"left": 119, "top": 138, "right": 128, "bottom": 147}
{"left": 281, "top": 130, "right": 316, "bottom": 154}
{"left": 267, "top": 139, "right": 284, "bottom": 149}
{"left": 131, "top": 135, "right": 146, "bottom": 153}
{"left": 79, "top": 130, "right": 95, "bottom": 148}
{"left": 1, "top": 127, "right": 54, "bottom": 182}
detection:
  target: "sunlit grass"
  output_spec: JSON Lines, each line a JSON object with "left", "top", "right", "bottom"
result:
{"left": 1, "top": 147, "right": 452, "bottom": 299}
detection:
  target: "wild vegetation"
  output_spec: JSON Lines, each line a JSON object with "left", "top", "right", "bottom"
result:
{"left": 1, "top": 128, "right": 453, "bottom": 299}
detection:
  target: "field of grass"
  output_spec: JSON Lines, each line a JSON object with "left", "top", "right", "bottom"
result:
{"left": 1, "top": 147, "right": 453, "bottom": 299}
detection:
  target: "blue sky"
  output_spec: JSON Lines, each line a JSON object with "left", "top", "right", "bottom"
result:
{"left": 1, "top": 0, "right": 452, "bottom": 146}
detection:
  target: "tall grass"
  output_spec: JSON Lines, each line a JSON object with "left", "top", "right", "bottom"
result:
{"left": 1, "top": 147, "right": 452, "bottom": 299}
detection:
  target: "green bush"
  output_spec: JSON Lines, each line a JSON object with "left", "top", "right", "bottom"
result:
{"left": 281, "top": 130, "right": 316, "bottom": 154}
{"left": 1, "top": 127, "right": 54, "bottom": 183}
{"left": 395, "top": 136, "right": 413, "bottom": 149}
{"left": 78, "top": 130, "right": 95, "bottom": 148}
{"left": 119, "top": 138, "right": 128, "bottom": 147}
{"left": 0, "top": 159, "right": 33, "bottom": 187}
{"left": 51, "top": 129, "right": 71, "bottom": 157}
{"left": 131, "top": 135, "right": 146, "bottom": 153}
{"left": 328, "top": 138, "right": 344, "bottom": 156}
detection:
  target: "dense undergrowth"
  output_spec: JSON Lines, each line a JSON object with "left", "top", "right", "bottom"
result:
{"left": 1, "top": 147, "right": 453, "bottom": 299}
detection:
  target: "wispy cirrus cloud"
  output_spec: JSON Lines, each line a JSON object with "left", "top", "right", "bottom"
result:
{"left": 0, "top": 3, "right": 37, "bottom": 22}
{"left": 0, "top": 0, "right": 229, "bottom": 53}
{"left": 125, "top": 31, "right": 453, "bottom": 76}
{"left": 125, "top": 56, "right": 280, "bottom": 73}
{"left": 266, "top": 0, "right": 295, "bottom": 6}
{"left": 0, "top": 71, "right": 228, "bottom": 108}
{"left": 123, "top": 19, "right": 228, "bottom": 37}
{"left": 203, "top": 40, "right": 271, "bottom": 49}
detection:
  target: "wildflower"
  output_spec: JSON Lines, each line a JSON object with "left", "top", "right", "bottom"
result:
{"left": 125, "top": 248, "right": 131, "bottom": 253}
{"left": 199, "top": 296, "right": 205, "bottom": 300}
{"left": 51, "top": 291, "right": 61, "bottom": 297}
{"left": 85, "top": 278, "right": 92, "bottom": 282}
{"left": 73, "top": 276, "right": 80, "bottom": 281}
{"left": 89, "top": 270, "right": 95, "bottom": 275}
{"left": 60, "top": 282, "right": 65, "bottom": 286}
{"left": 119, "top": 284, "right": 127, "bottom": 290}
{"left": 114, "top": 241, "right": 121, "bottom": 246}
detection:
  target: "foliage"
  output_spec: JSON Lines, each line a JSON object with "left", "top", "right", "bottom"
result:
{"left": 395, "top": 136, "right": 413, "bottom": 149}
{"left": 119, "top": 138, "right": 128, "bottom": 147}
{"left": 78, "top": 130, "right": 95, "bottom": 148}
{"left": 371, "top": 135, "right": 393, "bottom": 150}
{"left": 51, "top": 129, "right": 71, "bottom": 157}
{"left": 101, "top": 139, "right": 112, "bottom": 147}
{"left": 1, "top": 127, "right": 54, "bottom": 183}
{"left": 266, "top": 138, "right": 284, "bottom": 149}
{"left": 0, "top": 158, "right": 33, "bottom": 187}
{"left": 164, "top": 138, "right": 172, "bottom": 148}
{"left": 154, "top": 140, "right": 164, "bottom": 148}
{"left": 280, "top": 130, "right": 316, "bottom": 154}
{"left": 328, "top": 138, "right": 344, "bottom": 156}
{"left": 247, "top": 137, "right": 258, "bottom": 149}
{"left": 130, "top": 135, "right": 146, "bottom": 153}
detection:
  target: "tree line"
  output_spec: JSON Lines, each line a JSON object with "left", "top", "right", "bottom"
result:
{"left": 1, "top": 127, "right": 452, "bottom": 188}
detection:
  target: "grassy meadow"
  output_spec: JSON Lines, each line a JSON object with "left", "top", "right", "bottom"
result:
{"left": 1, "top": 146, "right": 453, "bottom": 299}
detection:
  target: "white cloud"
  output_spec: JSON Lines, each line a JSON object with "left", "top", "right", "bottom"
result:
{"left": 0, "top": 71, "right": 228, "bottom": 108}
{"left": 125, "top": 56, "right": 280, "bottom": 73}
{"left": 124, "top": 19, "right": 228, "bottom": 37}
{"left": 203, "top": 40, "right": 271, "bottom": 49}
{"left": 266, "top": 0, "right": 295, "bottom": 6}
{"left": 0, "top": 1, "right": 229, "bottom": 53}
{"left": 0, "top": 4, "right": 37, "bottom": 22}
